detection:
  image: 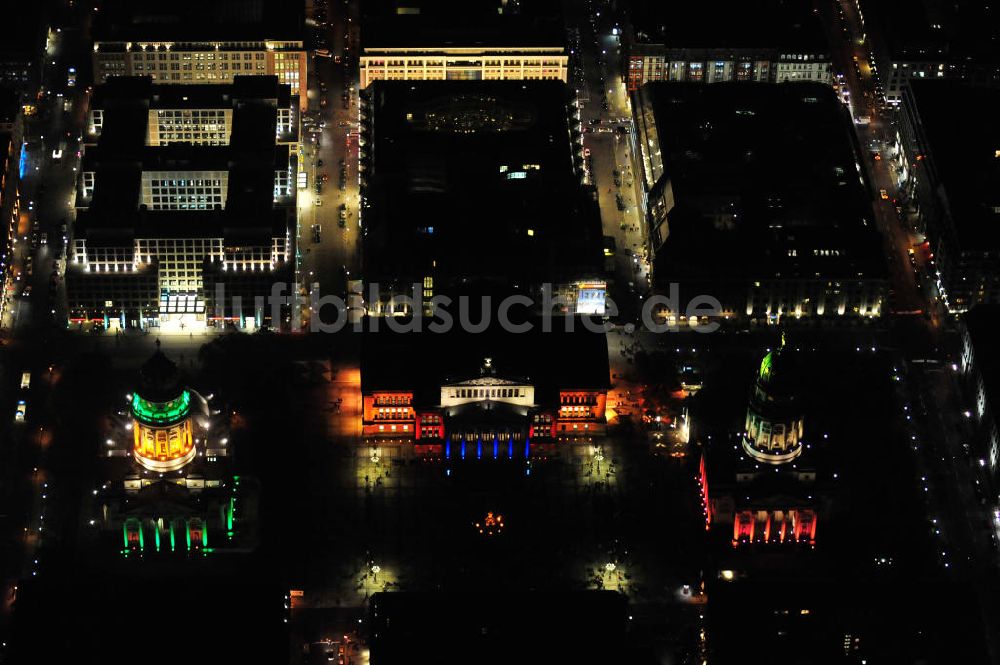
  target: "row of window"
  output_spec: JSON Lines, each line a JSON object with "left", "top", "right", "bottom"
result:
{"left": 364, "top": 58, "right": 564, "bottom": 67}
{"left": 132, "top": 52, "right": 264, "bottom": 61}
{"left": 561, "top": 394, "right": 597, "bottom": 405}
{"left": 375, "top": 395, "right": 411, "bottom": 406}
{"left": 157, "top": 109, "right": 226, "bottom": 118}
{"left": 451, "top": 387, "right": 525, "bottom": 399}
{"left": 374, "top": 407, "right": 412, "bottom": 420}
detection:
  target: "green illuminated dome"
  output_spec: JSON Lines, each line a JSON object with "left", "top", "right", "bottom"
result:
{"left": 756, "top": 333, "right": 799, "bottom": 395}
{"left": 131, "top": 390, "right": 191, "bottom": 427}
{"left": 743, "top": 333, "right": 805, "bottom": 465}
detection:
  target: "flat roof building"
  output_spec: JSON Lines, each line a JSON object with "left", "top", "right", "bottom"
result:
{"left": 636, "top": 82, "right": 886, "bottom": 324}
{"left": 360, "top": 80, "right": 605, "bottom": 316}
{"left": 856, "top": 0, "right": 1000, "bottom": 104}
{"left": 0, "top": 89, "right": 24, "bottom": 322}
{"left": 624, "top": 0, "right": 833, "bottom": 91}
{"left": 86, "top": 75, "right": 299, "bottom": 146}
{"left": 960, "top": 305, "right": 1000, "bottom": 516}
{"left": 361, "top": 318, "right": 611, "bottom": 447}
{"left": 0, "top": 3, "right": 47, "bottom": 91}
{"left": 359, "top": 0, "right": 568, "bottom": 87}
{"left": 897, "top": 80, "right": 1000, "bottom": 313}
{"left": 92, "top": 0, "right": 307, "bottom": 109}
{"left": 68, "top": 77, "right": 297, "bottom": 330}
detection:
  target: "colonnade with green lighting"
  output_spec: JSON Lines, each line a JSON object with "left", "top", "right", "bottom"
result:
{"left": 122, "top": 516, "right": 210, "bottom": 554}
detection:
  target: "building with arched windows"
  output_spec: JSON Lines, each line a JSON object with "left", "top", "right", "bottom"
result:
{"left": 703, "top": 336, "right": 821, "bottom": 549}
{"left": 130, "top": 348, "right": 202, "bottom": 471}
{"left": 93, "top": 345, "right": 257, "bottom": 556}
{"left": 361, "top": 319, "right": 610, "bottom": 454}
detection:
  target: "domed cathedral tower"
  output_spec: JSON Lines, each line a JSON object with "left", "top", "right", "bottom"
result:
{"left": 743, "top": 333, "right": 805, "bottom": 465}
{"left": 131, "top": 343, "right": 196, "bottom": 472}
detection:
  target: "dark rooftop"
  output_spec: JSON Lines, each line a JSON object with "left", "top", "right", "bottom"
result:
{"left": 362, "top": 80, "right": 603, "bottom": 292}
{"left": 362, "top": 0, "right": 564, "bottom": 50}
{"left": 906, "top": 80, "right": 1000, "bottom": 249}
{"left": 360, "top": 317, "right": 611, "bottom": 404}
{"left": 137, "top": 348, "right": 183, "bottom": 402}
{"left": 93, "top": 0, "right": 303, "bottom": 43}
{"left": 76, "top": 206, "right": 289, "bottom": 243}
{"left": 0, "top": 87, "right": 19, "bottom": 123}
{"left": 643, "top": 82, "right": 885, "bottom": 284}
{"left": 628, "top": 0, "right": 828, "bottom": 53}
{"left": 80, "top": 80, "right": 288, "bottom": 225}
{"left": 78, "top": 80, "right": 292, "bottom": 241}
{"left": 860, "top": 0, "right": 1000, "bottom": 62}
{"left": 91, "top": 75, "right": 292, "bottom": 111}
{"left": 0, "top": 2, "right": 47, "bottom": 58}
{"left": 369, "top": 591, "right": 627, "bottom": 665}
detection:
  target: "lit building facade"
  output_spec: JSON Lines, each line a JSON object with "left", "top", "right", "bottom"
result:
{"left": 94, "top": 347, "right": 254, "bottom": 556}
{"left": 93, "top": 43, "right": 307, "bottom": 110}
{"left": 363, "top": 376, "right": 609, "bottom": 444}
{"left": 626, "top": 45, "right": 832, "bottom": 91}
{"left": 360, "top": 0, "right": 567, "bottom": 88}
{"left": 706, "top": 339, "right": 820, "bottom": 547}
{"left": 896, "top": 81, "right": 1000, "bottom": 313}
{"left": 91, "top": 0, "right": 307, "bottom": 109}
{"left": 360, "top": 48, "right": 568, "bottom": 88}
{"left": 959, "top": 306, "right": 1000, "bottom": 514}
{"left": 636, "top": 82, "right": 886, "bottom": 325}
{"left": 129, "top": 349, "right": 201, "bottom": 471}
{"left": 743, "top": 336, "right": 804, "bottom": 464}
{"left": 623, "top": 1, "right": 832, "bottom": 91}
{"left": 361, "top": 323, "right": 610, "bottom": 452}
{"left": 0, "top": 95, "right": 23, "bottom": 321}
{"left": 67, "top": 77, "right": 296, "bottom": 329}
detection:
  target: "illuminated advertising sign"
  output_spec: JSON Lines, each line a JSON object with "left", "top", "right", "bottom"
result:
{"left": 576, "top": 282, "right": 606, "bottom": 315}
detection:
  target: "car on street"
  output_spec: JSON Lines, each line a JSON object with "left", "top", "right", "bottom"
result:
{"left": 312, "top": 224, "right": 322, "bottom": 243}
{"left": 21, "top": 372, "right": 31, "bottom": 389}
{"left": 15, "top": 400, "right": 27, "bottom": 422}
{"left": 880, "top": 189, "right": 889, "bottom": 200}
